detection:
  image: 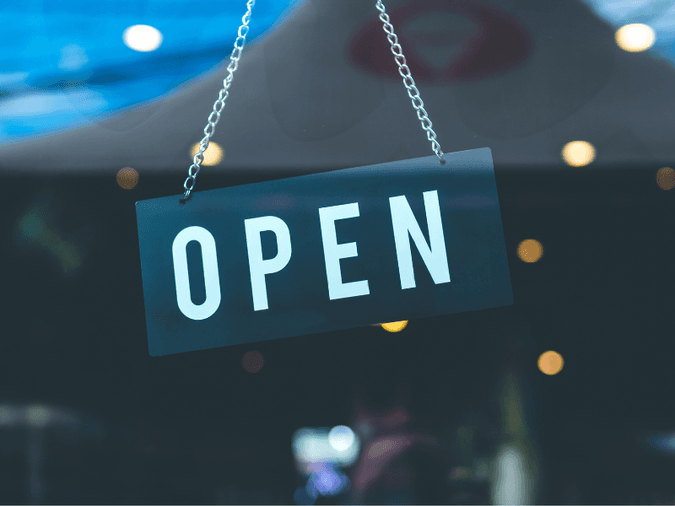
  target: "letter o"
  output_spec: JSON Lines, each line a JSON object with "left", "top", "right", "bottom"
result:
{"left": 172, "top": 226, "right": 221, "bottom": 321}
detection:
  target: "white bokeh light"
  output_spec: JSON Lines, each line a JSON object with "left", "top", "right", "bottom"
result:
{"left": 292, "top": 427, "right": 360, "bottom": 474}
{"left": 615, "top": 23, "right": 656, "bottom": 52}
{"left": 123, "top": 25, "right": 163, "bottom": 52}
{"left": 26, "top": 406, "right": 50, "bottom": 426}
{"left": 328, "top": 425, "right": 355, "bottom": 452}
{"left": 491, "top": 443, "right": 533, "bottom": 505}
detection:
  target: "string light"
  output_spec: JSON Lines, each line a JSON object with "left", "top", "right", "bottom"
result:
{"left": 517, "top": 239, "right": 543, "bottom": 263}
{"left": 537, "top": 351, "right": 564, "bottom": 375}
{"left": 561, "top": 141, "right": 596, "bottom": 167}
{"left": 615, "top": 24, "right": 655, "bottom": 53}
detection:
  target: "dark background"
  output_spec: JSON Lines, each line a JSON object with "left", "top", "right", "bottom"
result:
{"left": 1, "top": 161, "right": 674, "bottom": 503}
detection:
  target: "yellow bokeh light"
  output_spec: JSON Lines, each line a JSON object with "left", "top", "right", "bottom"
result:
{"left": 656, "top": 167, "right": 675, "bottom": 190}
{"left": 116, "top": 167, "right": 139, "bottom": 190}
{"left": 381, "top": 320, "right": 408, "bottom": 332}
{"left": 561, "top": 141, "right": 596, "bottom": 167}
{"left": 190, "top": 142, "right": 224, "bottom": 166}
{"left": 517, "top": 239, "right": 543, "bottom": 263}
{"left": 615, "top": 23, "right": 656, "bottom": 53}
{"left": 538, "top": 351, "right": 564, "bottom": 375}
{"left": 123, "top": 25, "right": 163, "bottom": 52}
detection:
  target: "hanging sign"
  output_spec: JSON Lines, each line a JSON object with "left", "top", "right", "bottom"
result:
{"left": 136, "top": 148, "right": 512, "bottom": 356}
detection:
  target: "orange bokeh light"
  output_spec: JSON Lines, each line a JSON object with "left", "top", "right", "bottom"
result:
{"left": 538, "top": 351, "right": 564, "bottom": 375}
{"left": 656, "top": 167, "right": 675, "bottom": 190}
{"left": 517, "top": 239, "right": 544, "bottom": 263}
{"left": 116, "top": 167, "right": 139, "bottom": 190}
{"left": 380, "top": 320, "right": 408, "bottom": 332}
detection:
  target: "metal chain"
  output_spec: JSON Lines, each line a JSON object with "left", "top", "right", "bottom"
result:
{"left": 375, "top": 0, "right": 445, "bottom": 164}
{"left": 180, "top": 0, "right": 255, "bottom": 202}
{"left": 180, "top": 0, "right": 445, "bottom": 202}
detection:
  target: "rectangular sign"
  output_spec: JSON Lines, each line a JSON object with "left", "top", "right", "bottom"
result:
{"left": 136, "top": 148, "right": 512, "bottom": 356}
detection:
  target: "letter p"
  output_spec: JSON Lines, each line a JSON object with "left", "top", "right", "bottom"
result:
{"left": 244, "top": 216, "right": 292, "bottom": 311}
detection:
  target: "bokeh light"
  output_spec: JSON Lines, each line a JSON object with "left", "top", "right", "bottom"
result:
{"left": 59, "top": 44, "right": 88, "bottom": 71}
{"left": 123, "top": 25, "right": 163, "bottom": 52}
{"left": 190, "top": 141, "right": 224, "bottom": 166}
{"left": 328, "top": 426, "right": 355, "bottom": 452}
{"left": 380, "top": 320, "right": 408, "bottom": 332}
{"left": 116, "top": 167, "right": 139, "bottom": 189}
{"left": 615, "top": 23, "right": 656, "bottom": 52}
{"left": 517, "top": 239, "right": 543, "bottom": 263}
{"left": 243, "top": 350, "right": 264, "bottom": 373}
{"left": 293, "top": 428, "right": 360, "bottom": 470}
{"left": 26, "top": 406, "right": 50, "bottom": 426}
{"left": 492, "top": 443, "right": 530, "bottom": 504}
{"left": 537, "top": 351, "right": 564, "bottom": 375}
{"left": 18, "top": 207, "right": 81, "bottom": 274}
{"left": 367, "top": 437, "right": 409, "bottom": 459}
{"left": 656, "top": 167, "right": 675, "bottom": 190}
{"left": 561, "top": 141, "right": 596, "bottom": 167}
{"left": 0, "top": 407, "right": 15, "bottom": 425}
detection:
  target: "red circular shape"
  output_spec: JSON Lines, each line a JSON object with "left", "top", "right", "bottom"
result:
{"left": 347, "top": 0, "right": 532, "bottom": 84}
{"left": 242, "top": 351, "right": 264, "bottom": 373}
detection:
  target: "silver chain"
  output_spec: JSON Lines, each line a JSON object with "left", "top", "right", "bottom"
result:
{"left": 181, "top": 0, "right": 255, "bottom": 202}
{"left": 181, "top": 0, "right": 445, "bottom": 202}
{"left": 375, "top": 0, "right": 445, "bottom": 164}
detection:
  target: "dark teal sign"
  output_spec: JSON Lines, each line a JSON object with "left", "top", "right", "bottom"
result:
{"left": 136, "top": 148, "right": 512, "bottom": 356}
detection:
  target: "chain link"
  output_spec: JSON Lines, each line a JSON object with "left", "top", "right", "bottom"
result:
{"left": 180, "top": 0, "right": 255, "bottom": 202}
{"left": 375, "top": 0, "right": 445, "bottom": 164}
{"left": 181, "top": 0, "right": 446, "bottom": 202}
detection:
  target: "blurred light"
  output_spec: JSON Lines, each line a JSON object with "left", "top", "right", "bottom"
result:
{"left": 656, "top": 167, "right": 675, "bottom": 190}
{"left": 646, "top": 433, "right": 675, "bottom": 453}
{"left": 58, "top": 44, "right": 88, "bottom": 71}
{"left": 116, "top": 167, "right": 139, "bottom": 190}
{"left": 0, "top": 72, "right": 28, "bottom": 87}
{"left": 492, "top": 443, "right": 531, "bottom": 505}
{"left": 123, "top": 25, "right": 163, "bottom": 52}
{"left": 615, "top": 23, "right": 655, "bottom": 52}
{"left": 538, "top": 350, "right": 564, "bottom": 375}
{"left": 368, "top": 438, "right": 401, "bottom": 458}
{"left": 306, "top": 465, "right": 350, "bottom": 498}
{"left": 18, "top": 210, "right": 46, "bottom": 241}
{"left": 328, "top": 426, "right": 355, "bottom": 452}
{"left": 242, "top": 350, "right": 264, "bottom": 373}
{"left": 449, "top": 466, "right": 473, "bottom": 480}
{"left": 292, "top": 428, "right": 360, "bottom": 473}
{"left": 380, "top": 320, "right": 408, "bottom": 332}
{"left": 0, "top": 406, "right": 16, "bottom": 425}
{"left": 517, "top": 239, "right": 543, "bottom": 263}
{"left": 17, "top": 208, "right": 81, "bottom": 274}
{"left": 561, "top": 140, "right": 596, "bottom": 167}
{"left": 190, "top": 141, "right": 224, "bottom": 166}
{"left": 26, "top": 406, "right": 50, "bottom": 426}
